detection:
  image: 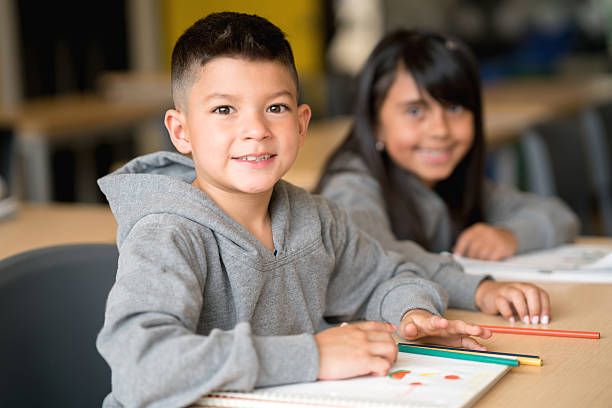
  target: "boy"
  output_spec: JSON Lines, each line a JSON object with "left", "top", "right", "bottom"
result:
{"left": 97, "top": 12, "right": 490, "bottom": 408}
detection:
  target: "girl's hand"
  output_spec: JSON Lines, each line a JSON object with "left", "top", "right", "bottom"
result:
{"left": 314, "top": 321, "right": 398, "bottom": 380}
{"left": 453, "top": 223, "right": 517, "bottom": 260}
{"left": 475, "top": 280, "right": 551, "bottom": 324}
{"left": 399, "top": 309, "right": 492, "bottom": 351}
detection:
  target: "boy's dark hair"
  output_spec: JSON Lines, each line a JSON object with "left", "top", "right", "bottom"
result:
{"left": 316, "top": 29, "right": 484, "bottom": 250}
{"left": 171, "top": 11, "right": 298, "bottom": 109}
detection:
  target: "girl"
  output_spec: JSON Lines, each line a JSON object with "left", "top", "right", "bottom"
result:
{"left": 316, "top": 29, "right": 579, "bottom": 324}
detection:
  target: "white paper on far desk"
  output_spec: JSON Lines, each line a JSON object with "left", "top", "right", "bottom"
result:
{"left": 455, "top": 244, "right": 612, "bottom": 283}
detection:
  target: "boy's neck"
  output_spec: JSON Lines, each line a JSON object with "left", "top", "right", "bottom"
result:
{"left": 196, "top": 182, "right": 275, "bottom": 252}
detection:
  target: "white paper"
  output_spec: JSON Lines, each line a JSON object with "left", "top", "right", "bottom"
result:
{"left": 455, "top": 245, "right": 612, "bottom": 283}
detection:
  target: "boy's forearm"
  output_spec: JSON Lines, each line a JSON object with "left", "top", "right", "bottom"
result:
{"left": 98, "top": 318, "right": 319, "bottom": 407}
{"left": 366, "top": 274, "right": 449, "bottom": 326}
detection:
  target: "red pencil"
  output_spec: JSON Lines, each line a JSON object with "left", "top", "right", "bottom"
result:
{"left": 481, "top": 325, "right": 600, "bottom": 339}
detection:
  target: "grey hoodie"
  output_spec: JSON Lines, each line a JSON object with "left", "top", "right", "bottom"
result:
{"left": 320, "top": 151, "right": 579, "bottom": 263}
{"left": 96, "top": 151, "right": 448, "bottom": 408}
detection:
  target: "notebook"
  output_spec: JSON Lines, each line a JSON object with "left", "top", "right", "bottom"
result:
{"left": 455, "top": 244, "right": 612, "bottom": 283}
{"left": 195, "top": 351, "right": 510, "bottom": 408}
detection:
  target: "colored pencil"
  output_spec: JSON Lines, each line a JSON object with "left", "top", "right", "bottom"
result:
{"left": 400, "top": 343, "right": 542, "bottom": 366}
{"left": 398, "top": 344, "right": 519, "bottom": 366}
{"left": 480, "top": 325, "right": 600, "bottom": 339}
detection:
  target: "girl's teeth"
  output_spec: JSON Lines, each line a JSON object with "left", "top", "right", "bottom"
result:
{"left": 420, "top": 149, "right": 447, "bottom": 155}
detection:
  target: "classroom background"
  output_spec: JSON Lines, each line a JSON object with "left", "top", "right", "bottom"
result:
{"left": 1, "top": 0, "right": 612, "bottom": 236}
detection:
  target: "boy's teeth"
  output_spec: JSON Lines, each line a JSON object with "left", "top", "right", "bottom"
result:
{"left": 239, "top": 154, "right": 271, "bottom": 161}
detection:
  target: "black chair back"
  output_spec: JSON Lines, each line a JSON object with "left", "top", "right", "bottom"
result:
{"left": 0, "top": 243, "right": 118, "bottom": 407}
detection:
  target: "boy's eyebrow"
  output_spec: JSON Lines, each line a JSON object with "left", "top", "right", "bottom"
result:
{"left": 268, "top": 90, "right": 295, "bottom": 99}
{"left": 204, "top": 89, "right": 296, "bottom": 101}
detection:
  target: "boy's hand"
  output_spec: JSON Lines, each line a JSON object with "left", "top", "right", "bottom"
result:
{"left": 399, "top": 309, "right": 491, "bottom": 351}
{"left": 453, "top": 223, "right": 517, "bottom": 261}
{"left": 475, "top": 280, "right": 551, "bottom": 325}
{"left": 314, "top": 321, "right": 397, "bottom": 380}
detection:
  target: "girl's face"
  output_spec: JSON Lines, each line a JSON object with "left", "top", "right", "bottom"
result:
{"left": 376, "top": 67, "right": 474, "bottom": 188}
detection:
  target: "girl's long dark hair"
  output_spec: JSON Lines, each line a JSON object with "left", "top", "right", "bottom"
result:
{"left": 315, "top": 29, "right": 485, "bottom": 250}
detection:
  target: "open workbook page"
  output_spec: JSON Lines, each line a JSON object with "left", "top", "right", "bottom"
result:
{"left": 196, "top": 351, "right": 510, "bottom": 408}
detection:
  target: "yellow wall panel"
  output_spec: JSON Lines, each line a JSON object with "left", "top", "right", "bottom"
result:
{"left": 160, "top": 0, "right": 324, "bottom": 77}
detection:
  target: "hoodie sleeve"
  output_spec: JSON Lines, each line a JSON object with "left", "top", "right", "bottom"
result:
{"left": 317, "top": 197, "right": 449, "bottom": 326}
{"left": 320, "top": 170, "right": 487, "bottom": 310}
{"left": 97, "top": 219, "right": 318, "bottom": 408}
{"left": 483, "top": 180, "right": 580, "bottom": 253}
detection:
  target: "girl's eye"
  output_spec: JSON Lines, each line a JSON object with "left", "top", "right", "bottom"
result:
{"left": 406, "top": 107, "right": 422, "bottom": 117}
{"left": 267, "top": 104, "right": 288, "bottom": 113}
{"left": 447, "top": 104, "right": 464, "bottom": 114}
{"left": 213, "top": 106, "right": 235, "bottom": 115}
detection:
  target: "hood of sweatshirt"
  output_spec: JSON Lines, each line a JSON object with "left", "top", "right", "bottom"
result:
{"left": 98, "top": 151, "right": 317, "bottom": 256}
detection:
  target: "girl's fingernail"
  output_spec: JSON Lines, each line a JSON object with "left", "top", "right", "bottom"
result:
{"left": 509, "top": 316, "right": 515, "bottom": 323}
{"left": 523, "top": 316, "right": 530, "bottom": 324}
{"left": 541, "top": 315, "right": 549, "bottom": 324}
{"left": 340, "top": 322, "right": 348, "bottom": 327}
{"left": 532, "top": 316, "right": 539, "bottom": 324}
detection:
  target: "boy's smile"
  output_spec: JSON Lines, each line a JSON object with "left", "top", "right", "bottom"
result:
{"left": 165, "top": 57, "right": 311, "bottom": 201}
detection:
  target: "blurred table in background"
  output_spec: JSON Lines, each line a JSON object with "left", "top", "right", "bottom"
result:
{"left": 483, "top": 74, "right": 612, "bottom": 146}
{"left": 0, "top": 202, "right": 116, "bottom": 260}
{"left": 3, "top": 74, "right": 612, "bottom": 200}
{"left": 2, "top": 72, "right": 172, "bottom": 202}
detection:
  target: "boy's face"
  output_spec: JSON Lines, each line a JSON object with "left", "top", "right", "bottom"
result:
{"left": 166, "top": 57, "right": 311, "bottom": 197}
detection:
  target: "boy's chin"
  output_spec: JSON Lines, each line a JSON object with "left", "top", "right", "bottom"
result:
{"left": 236, "top": 181, "right": 277, "bottom": 195}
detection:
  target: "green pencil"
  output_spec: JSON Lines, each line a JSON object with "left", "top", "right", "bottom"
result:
{"left": 398, "top": 344, "right": 519, "bottom": 366}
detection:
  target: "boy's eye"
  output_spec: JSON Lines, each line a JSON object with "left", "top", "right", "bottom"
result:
{"left": 267, "top": 104, "right": 289, "bottom": 113}
{"left": 213, "top": 106, "right": 235, "bottom": 115}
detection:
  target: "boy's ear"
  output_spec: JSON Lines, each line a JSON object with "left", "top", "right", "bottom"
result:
{"left": 165, "top": 108, "right": 192, "bottom": 154}
{"left": 297, "top": 104, "right": 312, "bottom": 147}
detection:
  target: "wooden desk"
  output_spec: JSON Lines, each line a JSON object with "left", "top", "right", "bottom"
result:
{"left": 0, "top": 202, "right": 116, "bottom": 260}
{"left": 447, "top": 281, "right": 612, "bottom": 407}
{"left": 3, "top": 92, "right": 171, "bottom": 202}
{"left": 483, "top": 74, "right": 612, "bottom": 146}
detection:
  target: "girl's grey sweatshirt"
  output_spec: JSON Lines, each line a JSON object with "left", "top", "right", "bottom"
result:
{"left": 320, "top": 152, "right": 579, "bottom": 261}
{"left": 96, "top": 151, "right": 448, "bottom": 408}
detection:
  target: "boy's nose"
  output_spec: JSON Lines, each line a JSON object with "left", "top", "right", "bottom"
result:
{"left": 241, "top": 113, "right": 271, "bottom": 141}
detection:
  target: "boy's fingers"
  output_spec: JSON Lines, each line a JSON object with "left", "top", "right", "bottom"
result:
{"left": 401, "top": 322, "right": 419, "bottom": 339}
{"left": 352, "top": 321, "right": 396, "bottom": 332}
{"left": 368, "top": 356, "right": 393, "bottom": 377}
{"left": 428, "top": 316, "right": 448, "bottom": 331}
{"left": 367, "top": 340, "right": 398, "bottom": 363}
{"left": 446, "top": 320, "right": 482, "bottom": 336}
{"left": 365, "top": 330, "right": 396, "bottom": 344}
{"left": 459, "top": 336, "right": 487, "bottom": 351}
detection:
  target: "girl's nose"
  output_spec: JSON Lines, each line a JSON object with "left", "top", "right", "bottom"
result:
{"left": 428, "top": 106, "right": 450, "bottom": 139}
